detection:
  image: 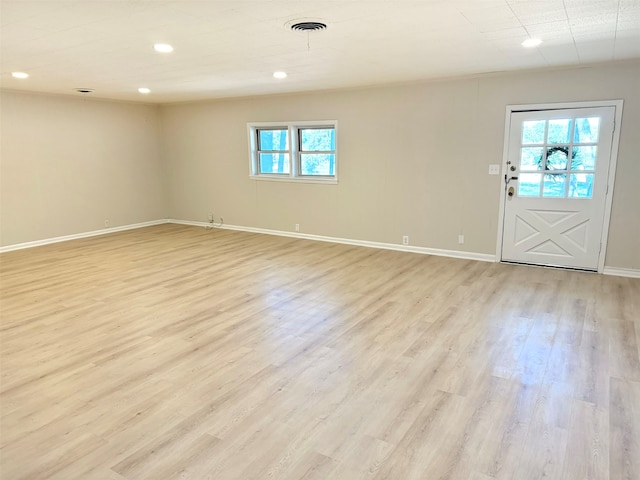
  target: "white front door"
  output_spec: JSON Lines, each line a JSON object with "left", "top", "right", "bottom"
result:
{"left": 501, "top": 106, "right": 616, "bottom": 270}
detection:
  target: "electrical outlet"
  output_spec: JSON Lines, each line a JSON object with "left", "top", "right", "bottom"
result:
{"left": 402, "top": 235, "right": 409, "bottom": 245}
{"left": 458, "top": 234, "right": 465, "bottom": 244}
{"left": 488, "top": 164, "right": 500, "bottom": 175}
{"left": 104, "top": 219, "right": 110, "bottom": 227}
{"left": 208, "top": 212, "right": 214, "bottom": 223}
{"left": 295, "top": 223, "right": 300, "bottom": 232}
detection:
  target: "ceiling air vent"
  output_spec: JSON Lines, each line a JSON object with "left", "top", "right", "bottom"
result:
{"left": 74, "top": 88, "right": 94, "bottom": 94}
{"left": 290, "top": 21, "right": 327, "bottom": 32}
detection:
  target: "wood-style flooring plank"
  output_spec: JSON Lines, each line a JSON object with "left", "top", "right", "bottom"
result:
{"left": 609, "top": 378, "right": 640, "bottom": 480}
{"left": 1, "top": 224, "right": 639, "bottom": 479}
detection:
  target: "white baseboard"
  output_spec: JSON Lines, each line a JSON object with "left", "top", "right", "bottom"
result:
{"left": 168, "top": 219, "right": 497, "bottom": 263}
{"left": 0, "top": 220, "right": 168, "bottom": 253}
{"left": 602, "top": 267, "right": 640, "bottom": 279}
{"left": 5, "top": 218, "right": 635, "bottom": 276}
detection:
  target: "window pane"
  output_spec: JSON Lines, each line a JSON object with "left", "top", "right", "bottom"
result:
{"left": 258, "top": 129, "right": 288, "bottom": 150}
{"left": 300, "top": 128, "right": 335, "bottom": 151}
{"left": 522, "top": 120, "right": 545, "bottom": 144}
{"left": 300, "top": 154, "right": 335, "bottom": 176}
{"left": 259, "top": 153, "right": 289, "bottom": 174}
{"left": 546, "top": 147, "right": 568, "bottom": 170}
{"left": 543, "top": 174, "right": 566, "bottom": 197}
{"left": 574, "top": 117, "right": 600, "bottom": 143}
{"left": 569, "top": 174, "right": 594, "bottom": 198}
{"left": 519, "top": 173, "right": 541, "bottom": 197}
{"left": 572, "top": 146, "right": 597, "bottom": 170}
{"left": 520, "top": 147, "right": 543, "bottom": 170}
{"left": 547, "top": 119, "right": 571, "bottom": 144}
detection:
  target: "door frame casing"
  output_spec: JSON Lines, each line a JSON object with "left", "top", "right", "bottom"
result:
{"left": 495, "top": 100, "right": 624, "bottom": 273}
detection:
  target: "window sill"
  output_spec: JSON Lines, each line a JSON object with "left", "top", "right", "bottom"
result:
{"left": 249, "top": 175, "right": 338, "bottom": 185}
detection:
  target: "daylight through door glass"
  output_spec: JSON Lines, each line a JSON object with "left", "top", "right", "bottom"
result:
{"left": 518, "top": 116, "right": 600, "bottom": 199}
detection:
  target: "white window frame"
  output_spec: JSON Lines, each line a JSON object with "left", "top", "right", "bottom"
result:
{"left": 248, "top": 120, "right": 338, "bottom": 184}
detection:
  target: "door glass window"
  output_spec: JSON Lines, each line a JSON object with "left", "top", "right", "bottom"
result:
{"left": 519, "top": 173, "right": 542, "bottom": 197}
{"left": 522, "top": 120, "right": 546, "bottom": 144}
{"left": 547, "top": 119, "right": 571, "bottom": 144}
{"left": 543, "top": 174, "right": 566, "bottom": 197}
{"left": 520, "top": 147, "right": 543, "bottom": 170}
{"left": 546, "top": 147, "right": 568, "bottom": 170}
{"left": 574, "top": 117, "right": 600, "bottom": 143}
{"left": 573, "top": 146, "right": 597, "bottom": 169}
{"left": 569, "top": 173, "right": 594, "bottom": 198}
{"left": 518, "top": 116, "right": 599, "bottom": 199}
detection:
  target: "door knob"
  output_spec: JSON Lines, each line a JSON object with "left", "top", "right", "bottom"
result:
{"left": 508, "top": 186, "right": 515, "bottom": 197}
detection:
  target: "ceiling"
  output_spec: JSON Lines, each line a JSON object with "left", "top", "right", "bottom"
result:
{"left": 1, "top": 0, "right": 639, "bottom": 104}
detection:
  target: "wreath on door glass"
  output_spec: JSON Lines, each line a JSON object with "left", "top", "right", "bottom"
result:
{"left": 538, "top": 146, "right": 586, "bottom": 197}
{"left": 538, "top": 146, "right": 579, "bottom": 180}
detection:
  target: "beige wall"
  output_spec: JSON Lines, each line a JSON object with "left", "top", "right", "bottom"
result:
{"left": 160, "top": 61, "right": 640, "bottom": 270}
{"left": 1, "top": 62, "right": 638, "bottom": 269}
{"left": 0, "top": 91, "right": 166, "bottom": 246}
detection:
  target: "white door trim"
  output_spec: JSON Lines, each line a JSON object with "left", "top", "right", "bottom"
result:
{"left": 495, "top": 100, "right": 624, "bottom": 273}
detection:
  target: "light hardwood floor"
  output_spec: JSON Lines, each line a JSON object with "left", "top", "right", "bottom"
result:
{"left": 1, "top": 224, "right": 639, "bottom": 480}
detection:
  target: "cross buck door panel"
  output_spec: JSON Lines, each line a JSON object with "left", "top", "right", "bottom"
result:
{"left": 501, "top": 107, "right": 615, "bottom": 270}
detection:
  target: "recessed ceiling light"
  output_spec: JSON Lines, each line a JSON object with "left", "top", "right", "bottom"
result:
{"left": 138, "top": 87, "right": 151, "bottom": 94}
{"left": 11, "top": 72, "right": 29, "bottom": 79}
{"left": 522, "top": 38, "right": 542, "bottom": 48}
{"left": 273, "top": 71, "right": 287, "bottom": 79}
{"left": 153, "top": 43, "right": 174, "bottom": 53}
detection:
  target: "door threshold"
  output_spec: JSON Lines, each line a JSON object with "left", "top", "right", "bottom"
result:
{"left": 500, "top": 260, "right": 597, "bottom": 273}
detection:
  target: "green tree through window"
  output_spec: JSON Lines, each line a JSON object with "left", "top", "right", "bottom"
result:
{"left": 249, "top": 121, "right": 337, "bottom": 182}
{"left": 299, "top": 128, "right": 335, "bottom": 176}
